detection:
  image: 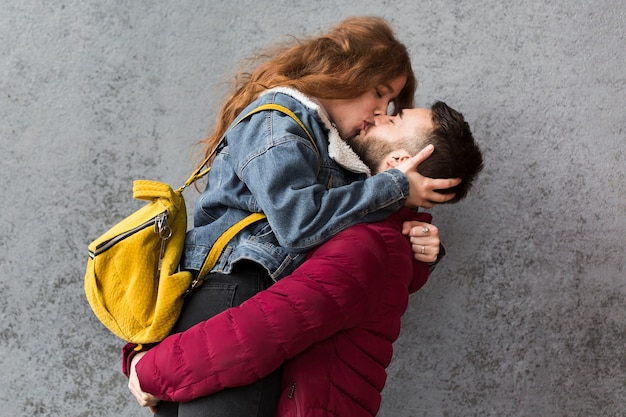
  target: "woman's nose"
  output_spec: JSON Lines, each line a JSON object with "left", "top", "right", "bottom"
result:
{"left": 374, "top": 101, "right": 388, "bottom": 116}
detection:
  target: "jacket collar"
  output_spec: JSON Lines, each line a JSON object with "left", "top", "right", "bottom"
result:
{"left": 261, "top": 87, "right": 372, "bottom": 175}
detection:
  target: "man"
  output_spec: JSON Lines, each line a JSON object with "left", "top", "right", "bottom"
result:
{"left": 127, "top": 101, "right": 483, "bottom": 417}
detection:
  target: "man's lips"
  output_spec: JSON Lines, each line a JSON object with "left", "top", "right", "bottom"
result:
{"left": 358, "top": 121, "right": 373, "bottom": 137}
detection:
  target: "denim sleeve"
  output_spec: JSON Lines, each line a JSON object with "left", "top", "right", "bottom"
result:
{"left": 238, "top": 131, "right": 408, "bottom": 251}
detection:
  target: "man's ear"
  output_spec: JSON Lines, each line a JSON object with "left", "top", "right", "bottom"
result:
{"left": 383, "top": 156, "right": 397, "bottom": 169}
{"left": 385, "top": 150, "right": 412, "bottom": 169}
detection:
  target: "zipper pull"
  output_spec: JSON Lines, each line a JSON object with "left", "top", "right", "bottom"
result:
{"left": 154, "top": 212, "right": 171, "bottom": 278}
{"left": 183, "top": 277, "right": 201, "bottom": 298}
{"left": 287, "top": 382, "right": 296, "bottom": 399}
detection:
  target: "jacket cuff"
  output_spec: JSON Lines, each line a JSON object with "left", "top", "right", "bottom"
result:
{"left": 384, "top": 168, "right": 410, "bottom": 198}
{"left": 121, "top": 343, "right": 155, "bottom": 378}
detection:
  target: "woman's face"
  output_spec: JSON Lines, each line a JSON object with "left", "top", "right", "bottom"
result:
{"left": 319, "top": 75, "right": 407, "bottom": 140}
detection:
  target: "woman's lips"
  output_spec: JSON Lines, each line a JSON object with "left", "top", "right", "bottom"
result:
{"left": 359, "top": 121, "right": 373, "bottom": 137}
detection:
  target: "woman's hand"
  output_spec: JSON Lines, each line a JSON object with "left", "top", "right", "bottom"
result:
{"left": 395, "top": 145, "right": 461, "bottom": 209}
{"left": 128, "top": 351, "right": 160, "bottom": 413}
{"left": 402, "top": 220, "right": 440, "bottom": 263}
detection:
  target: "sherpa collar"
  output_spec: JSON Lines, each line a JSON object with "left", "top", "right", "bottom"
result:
{"left": 260, "top": 87, "right": 371, "bottom": 175}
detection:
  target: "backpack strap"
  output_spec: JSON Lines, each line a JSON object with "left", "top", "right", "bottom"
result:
{"left": 179, "top": 103, "right": 319, "bottom": 191}
{"left": 193, "top": 211, "right": 267, "bottom": 284}
{"left": 184, "top": 212, "right": 268, "bottom": 297}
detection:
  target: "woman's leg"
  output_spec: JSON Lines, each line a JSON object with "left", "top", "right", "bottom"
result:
{"left": 155, "top": 262, "right": 281, "bottom": 417}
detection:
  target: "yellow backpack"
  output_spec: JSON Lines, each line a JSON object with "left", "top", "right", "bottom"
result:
{"left": 84, "top": 104, "right": 316, "bottom": 344}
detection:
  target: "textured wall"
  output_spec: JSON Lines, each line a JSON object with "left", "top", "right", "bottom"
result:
{"left": 1, "top": 1, "right": 624, "bottom": 416}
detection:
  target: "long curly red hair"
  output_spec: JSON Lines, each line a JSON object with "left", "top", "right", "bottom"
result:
{"left": 199, "top": 16, "right": 417, "bottom": 162}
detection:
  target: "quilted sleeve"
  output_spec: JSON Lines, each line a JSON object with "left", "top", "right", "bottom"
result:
{"left": 136, "top": 224, "right": 389, "bottom": 403}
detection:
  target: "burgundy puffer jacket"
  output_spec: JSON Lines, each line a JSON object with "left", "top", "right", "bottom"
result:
{"left": 126, "top": 208, "right": 431, "bottom": 416}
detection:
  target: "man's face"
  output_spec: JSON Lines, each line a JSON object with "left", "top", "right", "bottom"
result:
{"left": 359, "top": 108, "right": 434, "bottom": 143}
{"left": 346, "top": 107, "right": 434, "bottom": 171}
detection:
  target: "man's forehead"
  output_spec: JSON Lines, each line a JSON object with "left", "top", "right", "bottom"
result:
{"left": 402, "top": 108, "right": 434, "bottom": 129}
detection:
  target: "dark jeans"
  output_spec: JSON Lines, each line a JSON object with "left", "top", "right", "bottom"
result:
{"left": 156, "top": 262, "right": 282, "bottom": 417}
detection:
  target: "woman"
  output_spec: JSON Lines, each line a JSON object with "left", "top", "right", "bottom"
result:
{"left": 126, "top": 16, "right": 459, "bottom": 416}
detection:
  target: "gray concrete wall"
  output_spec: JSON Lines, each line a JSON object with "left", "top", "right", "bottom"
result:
{"left": 1, "top": 1, "right": 624, "bottom": 416}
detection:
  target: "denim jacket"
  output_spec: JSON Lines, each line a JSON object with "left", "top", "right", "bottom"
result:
{"left": 182, "top": 88, "right": 409, "bottom": 280}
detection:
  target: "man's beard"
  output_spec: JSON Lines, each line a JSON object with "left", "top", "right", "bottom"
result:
{"left": 346, "top": 134, "right": 398, "bottom": 173}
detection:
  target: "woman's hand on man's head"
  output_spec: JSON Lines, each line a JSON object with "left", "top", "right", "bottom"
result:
{"left": 396, "top": 145, "right": 461, "bottom": 208}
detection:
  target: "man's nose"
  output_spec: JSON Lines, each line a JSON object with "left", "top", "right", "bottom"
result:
{"left": 374, "top": 114, "right": 390, "bottom": 125}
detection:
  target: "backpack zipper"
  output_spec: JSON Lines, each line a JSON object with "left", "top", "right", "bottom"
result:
{"left": 90, "top": 211, "right": 168, "bottom": 258}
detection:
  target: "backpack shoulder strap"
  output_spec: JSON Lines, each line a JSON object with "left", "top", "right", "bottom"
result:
{"left": 180, "top": 103, "right": 319, "bottom": 190}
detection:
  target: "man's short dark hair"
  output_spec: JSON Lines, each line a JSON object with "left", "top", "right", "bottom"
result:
{"left": 415, "top": 101, "right": 484, "bottom": 203}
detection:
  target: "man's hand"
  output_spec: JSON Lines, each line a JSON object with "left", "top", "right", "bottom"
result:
{"left": 402, "top": 220, "right": 440, "bottom": 263}
{"left": 395, "top": 145, "right": 461, "bottom": 208}
{"left": 128, "top": 351, "right": 160, "bottom": 413}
